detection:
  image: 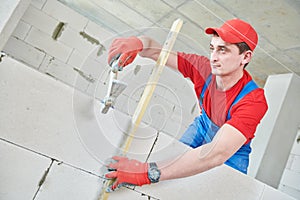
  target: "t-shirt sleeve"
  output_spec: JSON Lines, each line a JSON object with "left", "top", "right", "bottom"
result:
{"left": 177, "top": 52, "right": 211, "bottom": 97}
{"left": 226, "top": 88, "right": 268, "bottom": 143}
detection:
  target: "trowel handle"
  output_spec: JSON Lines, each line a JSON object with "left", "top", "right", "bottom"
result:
{"left": 109, "top": 53, "right": 123, "bottom": 73}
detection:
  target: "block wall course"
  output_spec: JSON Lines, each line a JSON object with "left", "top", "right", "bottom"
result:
{"left": 279, "top": 184, "right": 300, "bottom": 200}
{"left": 291, "top": 155, "right": 300, "bottom": 172}
{"left": 44, "top": 56, "right": 90, "bottom": 91}
{"left": 84, "top": 20, "right": 115, "bottom": 42}
{"left": 58, "top": 0, "right": 134, "bottom": 34}
{"left": 0, "top": 57, "right": 104, "bottom": 174}
{"left": 11, "top": 20, "right": 31, "bottom": 40}
{"left": 3, "top": 36, "right": 45, "bottom": 69}
{"left": 42, "top": 0, "right": 88, "bottom": 31}
{"left": 25, "top": 26, "right": 73, "bottom": 62}
{"left": 34, "top": 162, "right": 102, "bottom": 200}
{"left": 1, "top": 54, "right": 296, "bottom": 200}
{"left": 30, "top": 0, "right": 47, "bottom": 9}
{"left": 57, "top": 25, "right": 98, "bottom": 55}
{"left": 280, "top": 169, "right": 300, "bottom": 191}
{"left": 0, "top": 140, "right": 51, "bottom": 200}
{"left": 22, "top": 5, "right": 58, "bottom": 34}
{"left": 163, "top": 118, "right": 187, "bottom": 139}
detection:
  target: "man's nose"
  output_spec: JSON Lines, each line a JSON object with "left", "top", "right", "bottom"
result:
{"left": 210, "top": 50, "right": 218, "bottom": 62}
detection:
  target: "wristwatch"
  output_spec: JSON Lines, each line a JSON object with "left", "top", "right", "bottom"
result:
{"left": 148, "top": 162, "right": 161, "bottom": 183}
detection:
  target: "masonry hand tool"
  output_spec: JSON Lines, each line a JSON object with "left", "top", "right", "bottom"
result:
{"left": 101, "top": 55, "right": 127, "bottom": 114}
{"left": 98, "top": 18, "right": 183, "bottom": 200}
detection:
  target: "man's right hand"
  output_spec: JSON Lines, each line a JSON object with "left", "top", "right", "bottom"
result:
{"left": 108, "top": 36, "right": 143, "bottom": 68}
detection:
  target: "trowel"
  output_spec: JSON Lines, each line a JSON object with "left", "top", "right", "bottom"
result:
{"left": 101, "top": 54, "right": 127, "bottom": 114}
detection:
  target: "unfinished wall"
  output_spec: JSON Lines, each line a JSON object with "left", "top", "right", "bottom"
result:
{"left": 0, "top": 0, "right": 30, "bottom": 51}
{"left": 0, "top": 55, "right": 296, "bottom": 200}
{"left": 279, "top": 128, "right": 300, "bottom": 199}
{"left": 249, "top": 74, "right": 300, "bottom": 199}
{"left": 2, "top": 0, "right": 300, "bottom": 199}
{"left": 3, "top": 0, "right": 200, "bottom": 141}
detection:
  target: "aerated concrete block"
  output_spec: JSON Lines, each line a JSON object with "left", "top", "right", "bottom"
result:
{"left": 0, "top": 56, "right": 157, "bottom": 176}
{"left": 0, "top": 0, "right": 30, "bottom": 51}
{"left": 34, "top": 162, "right": 102, "bottom": 200}
{"left": 0, "top": 140, "right": 51, "bottom": 200}
{"left": 132, "top": 131, "right": 295, "bottom": 200}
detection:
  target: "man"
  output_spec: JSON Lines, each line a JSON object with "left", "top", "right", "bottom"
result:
{"left": 105, "top": 18, "right": 268, "bottom": 191}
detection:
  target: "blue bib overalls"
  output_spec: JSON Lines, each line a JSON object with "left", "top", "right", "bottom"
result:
{"left": 180, "top": 74, "right": 258, "bottom": 174}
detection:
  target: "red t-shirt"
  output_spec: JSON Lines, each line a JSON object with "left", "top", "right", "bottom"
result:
{"left": 178, "top": 52, "right": 268, "bottom": 143}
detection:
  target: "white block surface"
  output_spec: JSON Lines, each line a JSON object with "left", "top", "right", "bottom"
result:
{"left": 0, "top": 140, "right": 51, "bottom": 200}
{"left": 42, "top": 0, "right": 88, "bottom": 31}
{"left": 280, "top": 169, "right": 300, "bottom": 191}
{"left": 31, "top": 0, "right": 47, "bottom": 9}
{"left": 22, "top": 5, "right": 58, "bottom": 34}
{"left": 0, "top": 0, "right": 30, "bottom": 51}
{"left": 44, "top": 56, "right": 90, "bottom": 91}
{"left": 34, "top": 162, "right": 101, "bottom": 200}
{"left": 291, "top": 155, "right": 300, "bottom": 172}
{"left": 4, "top": 36, "right": 46, "bottom": 69}
{"left": 11, "top": 20, "right": 31, "bottom": 40}
{"left": 252, "top": 74, "right": 300, "bottom": 188}
{"left": 0, "top": 57, "right": 102, "bottom": 174}
{"left": 261, "top": 185, "right": 296, "bottom": 200}
{"left": 148, "top": 131, "right": 191, "bottom": 162}
{"left": 139, "top": 132, "right": 295, "bottom": 200}
{"left": 57, "top": 25, "right": 97, "bottom": 54}
{"left": 84, "top": 20, "right": 114, "bottom": 42}
{"left": 0, "top": 56, "right": 296, "bottom": 200}
{"left": 0, "top": 56, "right": 157, "bottom": 176}
{"left": 25, "top": 26, "right": 72, "bottom": 62}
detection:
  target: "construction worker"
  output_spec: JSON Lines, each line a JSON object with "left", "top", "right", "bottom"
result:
{"left": 105, "top": 18, "right": 268, "bottom": 191}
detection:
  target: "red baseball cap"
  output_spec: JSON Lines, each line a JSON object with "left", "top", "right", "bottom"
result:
{"left": 205, "top": 18, "right": 258, "bottom": 51}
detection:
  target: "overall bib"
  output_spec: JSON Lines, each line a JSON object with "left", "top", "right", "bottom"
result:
{"left": 179, "top": 74, "right": 258, "bottom": 174}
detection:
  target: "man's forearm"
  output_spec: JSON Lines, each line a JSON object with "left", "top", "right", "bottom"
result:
{"left": 157, "top": 143, "right": 223, "bottom": 181}
{"left": 138, "top": 35, "right": 178, "bottom": 70}
{"left": 157, "top": 124, "right": 247, "bottom": 181}
{"left": 138, "top": 35, "right": 162, "bottom": 61}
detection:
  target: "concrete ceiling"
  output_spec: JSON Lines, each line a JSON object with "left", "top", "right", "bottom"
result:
{"left": 58, "top": 0, "right": 300, "bottom": 86}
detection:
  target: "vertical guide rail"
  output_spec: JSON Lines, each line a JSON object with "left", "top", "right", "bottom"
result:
{"left": 122, "top": 18, "right": 183, "bottom": 153}
{"left": 98, "top": 18, "right": 183, "bottom": 200}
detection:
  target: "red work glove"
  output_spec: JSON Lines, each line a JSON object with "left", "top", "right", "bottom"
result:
{"left": 105, "top": 156, "right": 150, "bottom": 191}
{"left": 108, "top": 36, "right": 143, "bottom": 68}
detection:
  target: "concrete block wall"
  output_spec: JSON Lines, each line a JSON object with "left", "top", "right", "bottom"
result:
{"left": 2, "top": 0, "right": 299, "bottom": 199}
{"left": 3, "top": 0, "right": 200, "bottom": 140}
{"left": 0, "top": 56, "right": 159, "bottom": 199}
{"left": 249, "top": 74, "right": 300, "bottom": 199}
{"left": 0, "top": 0, "right": 30, "bottom": 50}
{"left": 0, "top": 56, "right": 296, "bottom": 200}
{"left": 279, "top": 128, "right": 300, "bottom": 199}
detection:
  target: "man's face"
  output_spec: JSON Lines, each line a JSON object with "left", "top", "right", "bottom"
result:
{"left": 209, "top": 36, "right": 245, "bottom": 76}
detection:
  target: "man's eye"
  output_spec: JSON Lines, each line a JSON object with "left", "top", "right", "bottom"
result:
{"left": 220, "top": 47, "right": 226, "bottom": 52}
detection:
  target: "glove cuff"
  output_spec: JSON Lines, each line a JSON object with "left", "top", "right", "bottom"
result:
{"left": 130, "top": 36, "right": 143, "bottom": 52}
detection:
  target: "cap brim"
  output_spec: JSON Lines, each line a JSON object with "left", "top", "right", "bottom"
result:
{"left": 205, "top": 27, "right": 243, "bottom": 44}
{"left": 205, "top": 27, "right": 217, "bottom": 35}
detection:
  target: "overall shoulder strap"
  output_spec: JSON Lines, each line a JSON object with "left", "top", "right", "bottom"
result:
{"left": 227, "top": 80, "right": 258, "bottom": 120}
{"left": 199, "top": 74, "right": 212, "bottom": 105}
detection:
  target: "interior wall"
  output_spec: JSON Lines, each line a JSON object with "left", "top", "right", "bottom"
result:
{"left": 279, "top": 128, "right": 300, "bottom": 199}
{"left": 249, "top": 73, "right": 300, "bottom": 196}
{"left": 0, "top": 0, "right": 30, "bottom": 51}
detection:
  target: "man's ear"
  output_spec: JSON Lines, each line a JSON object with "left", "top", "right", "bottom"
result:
{"left": 241, "top": 50, "right": 253, "bottom": 65}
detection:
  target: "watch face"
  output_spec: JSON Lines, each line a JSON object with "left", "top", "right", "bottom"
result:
{"left": 149, "top": 168, "right": 160, "bottom": 182}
